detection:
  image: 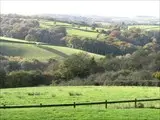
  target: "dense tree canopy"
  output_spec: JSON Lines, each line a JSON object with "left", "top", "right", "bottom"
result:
{"left": 0, "top": 14, "right": 160, "bottom": 88}
{"left": 0, "top": 51, "right": 159, "bottom": 88}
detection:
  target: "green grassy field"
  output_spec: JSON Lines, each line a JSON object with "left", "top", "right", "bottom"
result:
{"left": 128, "top": 25, "right": 160, "bottom": 31}
{"left": 39, "top": 20, "right": 100, "bottom": 38}
{"left": 39, "top": 20, "right": 72, "bottom": 28}
{"left": 1, "top": 108, "right": 159, "bottom": 120}
{"left": 67, "top": 29, "right": 99, "bottom": 38}
{"left": 0, "top": 86, "right": 159, "bottom": 120}
{"left": 0, "top": 86, "right": 159, "bottom": 106}
{"left": 0, "top": 37, "right": 104, "bottom": 61}
{"left": 0, "top": 36, "right": 31, "bottom": 43}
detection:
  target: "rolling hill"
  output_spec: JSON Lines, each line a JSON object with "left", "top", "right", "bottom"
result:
{"left": 0, "top": 37, "right": 104, "bottom": 61}
{"left": 39, "top": 20, "right": 100, "bottom": 38}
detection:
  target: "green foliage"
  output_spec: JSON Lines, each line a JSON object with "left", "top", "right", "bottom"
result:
{"left": 68, "top": 91, "right": 82, "bottom": 96}
{"left": 65, "top": 35, "right": 122, "bottom": 55}
{"left": 137, "top": 103, "right": 144, "bottom": 108}
{"left": 152, "top": 72, "right": 160, "bottom": 80}
{"left": 54, "top": 53, "right": 94, "bottom": 80}
{"left": 104, "top": 58, "right": 123, "bottom": 71}
{"left": 5, "top": 70, "right": 52, "bottom": 88}
{"left": 1, "top": 15, "right": 39, "bottom": 39}
{"left": 1, "top": 45, "right": 160, "bottom": 87}
{"left": 129, "top": 71, "right": 153, "bottom": 80}
{"left": 5, "top": 61, "right": 21, "bottom": 72}
{"left": 0, "top": 69, "right": 6, "bottom": 88}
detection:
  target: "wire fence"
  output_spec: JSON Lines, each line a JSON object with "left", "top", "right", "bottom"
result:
{"left": 0, "top": 98, "right": 159, "bottom": 109}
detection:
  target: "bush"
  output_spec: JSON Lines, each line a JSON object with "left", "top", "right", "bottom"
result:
{"left": 129, "top": 71, "right": 153, "bottom": 80}
{"left": 5, "top": 70, "right": 52, "bottom": 88}
{"left": 152, "top": 72, "right": 160, "bottom": 80}
{"left": 68, "top": 92, "right": 82, "bottom": 96}
{"left": 27, "top": 92, "right": 41, "bottom": 96}
{"left": 0, "top": 69, "right": 6, "bottom": 88}
{"left": 137, "top": 103, "right": 144, "bottom": 108}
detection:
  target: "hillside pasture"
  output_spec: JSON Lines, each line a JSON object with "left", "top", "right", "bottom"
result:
{"left": 0, "top": 86, "right": 159, "bottom": 120}
{"left": 0, "top": 36, "right": 31, "bottom": 43}
{"left": 67, "top": 29, "right": 99, "bottom": 38}
{"left": 39, "top": 20, "right": 72, "bottom": 28}
{"left": 0, "top": 86, "right": 159, "bottom": 107}
{"left": 0, "top": 42, "right": 61, "bottom": 61}
{"left": 39, "top": 20, "right": 100, "bottom": 38}
{"left": 0, "top": 37, "right": 104, "bottom": 61}
{"left": 0, "top": 108, "right": 159, "bottom": 120}
{"left": 128, "top": 25, "right": 160, "bottom": 31}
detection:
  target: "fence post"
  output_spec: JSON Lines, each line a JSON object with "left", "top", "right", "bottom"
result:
{"left": 105, "top": 100, "right": 107, "bottom": 109}
{"left": 135, "top": 98, "right": 137, "bottom": 108}
{"left": 73, "top": 102, "right": 76, "bottom": 108}
{"left": 40, "top": 103, "right": 42, "bottom": 107}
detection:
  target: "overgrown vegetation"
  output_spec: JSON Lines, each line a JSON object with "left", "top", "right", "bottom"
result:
{"left": 0, "top": 49, "right": 159, "bottom": 88}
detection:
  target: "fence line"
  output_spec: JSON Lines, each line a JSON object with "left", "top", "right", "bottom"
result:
{"left": 0, "top": 98, "right": 159, "bottom": 109}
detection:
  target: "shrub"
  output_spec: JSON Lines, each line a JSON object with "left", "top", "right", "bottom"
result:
{"left": 51, "top": 94, "right": 56, "bottom": 97}
{"left": 68, "top": 92, "right": 82, "bottom": 96}
{"left": 128, "top": 70, "right": 153, "bottom": 81}
{"left": 137, "top": 103, "right": 144, "bottom": 108}
{"left": 27, "top": 92, "right": 41, "bottom": 96}
{"left": 152, "top": 72, "right": 160, "bottom": 80}
{"left": 5, "top": 70, "right": 52, "bottom": 88}
{"left": 0, "top": 69, "right": 6, "bottom": 88}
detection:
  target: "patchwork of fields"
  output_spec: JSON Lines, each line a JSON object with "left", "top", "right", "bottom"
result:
{"left": 39, "top": 20, "right": 100, "bottom": 38}
{"left": 39, "top": 20, "right": 160, "bottom": 38}
{"left": 128, "top": 25, "right": 160, "bottom": 31}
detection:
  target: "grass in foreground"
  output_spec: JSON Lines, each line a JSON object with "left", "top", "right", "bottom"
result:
{"left": 0, "top": 108, "right": 159, "bottom": 120}
{"left": 0, "top": 86, "right": 159, "bottom": 120}
{"left": 0, "top": 86, "right": 159, "bottom": 107}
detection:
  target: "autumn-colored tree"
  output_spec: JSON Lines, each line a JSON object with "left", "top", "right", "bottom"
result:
{"left": 152, "top": 72, "right": 160, "bottom": 80}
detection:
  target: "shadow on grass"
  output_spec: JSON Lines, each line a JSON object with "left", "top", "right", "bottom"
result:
{"left": 37, "top": 45, "right": 68, "bottom": 58}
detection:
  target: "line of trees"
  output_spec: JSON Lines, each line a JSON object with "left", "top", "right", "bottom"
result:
{"left": 0, "top": 15, "right": 67, "bottom": 45}
{"left": 0, "top": 50, "right": 160, "bottom": 88}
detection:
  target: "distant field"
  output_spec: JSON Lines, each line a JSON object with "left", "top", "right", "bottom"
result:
{"left": 95, "top": 21, "right": 111, "bottom": 26}
{"left": 39, "top": 20, "right": 100, "bottom": 38}
{"left": 0, "top": 42, "right": 62, "bottom": 60}
{"left": 0, "top": 37, "right": 104, "bottom": 61}
{"left": 128, "top": 25, "right": 160, "bottom": 31}
{"left": 0, "top": 36, "right": 31, "bottom": 43}
{"left": 39, "top": 20, "right": 72, "bottom": 28}
{"left": 67, "top": 29, "right": 99, "bottom": 38}
{"left": 0, "top": 86, "right": 159, "bottom": 120}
